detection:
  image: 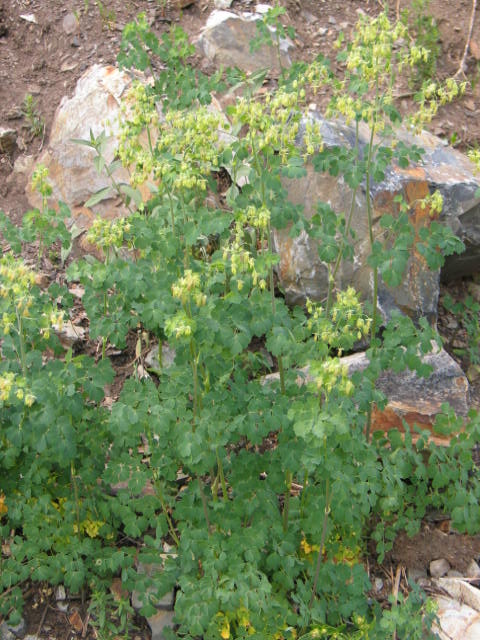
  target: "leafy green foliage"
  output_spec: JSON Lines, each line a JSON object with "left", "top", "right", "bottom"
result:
{"left": 0, "top": 10, "right": 476, "bottom": 640}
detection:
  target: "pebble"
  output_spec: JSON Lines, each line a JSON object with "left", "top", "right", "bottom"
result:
{"left": 62, "top": 12, "right": 78, "bottom": 35}
{"left": 373, "top": 577, "right": 383, "bottom": 592}
{"left": 430, "top": 558, "right": 451, "bottom": 578}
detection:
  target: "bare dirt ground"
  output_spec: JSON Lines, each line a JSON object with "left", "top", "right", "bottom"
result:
{"left": 1, "top": 0, "right": 480, "bottom": 637}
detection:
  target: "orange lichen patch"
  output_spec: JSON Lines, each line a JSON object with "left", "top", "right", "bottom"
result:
{"left": 370, "top": 405, "right": 462, "bottom": 446}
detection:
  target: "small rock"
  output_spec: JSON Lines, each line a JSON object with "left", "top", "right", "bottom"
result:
{"left": 430, "top": 558, "right": 451, "bottom": 578}
{"left": 55, "top": 585, "right": 66, "bottom": 602}
{"left": 62, "top": 12, "right": 78, "bottom": 35}
{"left": 0, "top": 128, "right": 17, "bottom": 155}
{"left": 20, "top": 13, "right": 37, "bottom": 24}
{"left": 408, "top": 567, "right": 428, "bottom": 583}
{"left": 316, "top": 27, "right": 328, "bottom": 36}
{"left": 447, "top": 569, "right": 464, "bottom": 578}
{"left": 147, "top": 609, "right": 175, "bottom": 640}
{"left": 328, "top": 16, "right": 337, "bottom": 25}
{"left": 214, "top": 0, "right": 233, "bottom": 7}
{"left": 466, "top": 559, "right": 480, "bottom": 579}
{"left": 71, "top": 36, "right": 81, "bottom": 48}
{"left": 373, "top": 577, "right": 383, "bottom": 592}
{"left": 0, "top": 617, "right": 27, "bottom": 639}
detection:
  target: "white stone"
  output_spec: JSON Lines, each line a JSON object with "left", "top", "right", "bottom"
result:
{"left": 466, "top": 559, "right": 480, "bottom": 579}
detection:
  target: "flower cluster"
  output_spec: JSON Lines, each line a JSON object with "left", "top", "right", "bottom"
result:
{"left": 171, "top": 269, "right": 206, "bottom": 307}
{"left": 408, "top": 77, "right": 466, "bottom": 131}
{"left": 307, "top": 287, "right": 371, "bottom": 350}
{"left": 153, "top": 107, "right": 225, "bottom": 192}
{"left": 419, "top": 189, "right": 444, "bottom": 218}
{"left": 117, "top": 82, "right": 160, "bottom": 186}
{"left": 312, "top": 357, "right": 354, "bottom": 397}
{"left": 0, "top": 371, "right": 35, "bottom": 406}
{"left": 31, "top": 164, "right": 53, "bottom": 200}
{"left": 0, "top": 255, "right": 37, "bottom": 317}
{"left": 86, "top": 216, "right": 132, "bottom": 251}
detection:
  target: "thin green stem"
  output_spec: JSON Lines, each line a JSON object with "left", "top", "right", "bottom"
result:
{"left": 15, "top": 310, "right": 27, "bottom": 377}
{"left": 197, "top": 476, "right": 211, "bottom": 533}
{"left": 309, "top": 478, "right": 331, "bottom": 609}
{"left": 71, "top": 461, "right": 81, "bottom": 538}
{"left": 154, "top": 477, "right": 180, "bottom": 546}
{"left": 365, "top": 121, "right": 378, "bottom": 443}
{"left": 282, "top": 469, "right": 292, "bottom": 533}
{"left": 216, "top": 448, "right": 228, "bottom": 503}
{"left": 326, "top": 119, "right": 360, "bottom": 315}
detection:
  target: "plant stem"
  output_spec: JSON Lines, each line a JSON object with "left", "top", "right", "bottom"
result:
{"left": 197, "top": 476, "right": 211, "bottom": 532}
{"left": 15, "top": 310, "right": 27, "bottom": 377}
{"left": 154, "top": 477, "right": 180, "bottom": 546}
{"left": 71, "top": 461, "right": 81, "bottom": 538}
{"left": 326, "top": 120, "right": 360, "bottom": 315}
{"left": 365, "top": 121, "right": 378, "bottom": 443}
{"left": 309, "top": 478, "right": 331, "bottom": 609}
{"left": 282, "top": 469, "right": 292, "bottom": 532}
{"left": 216, "top": 448, "right": 228, "bottom": 503}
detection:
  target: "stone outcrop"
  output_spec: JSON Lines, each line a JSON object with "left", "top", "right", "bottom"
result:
{"left": 264, "top": 344, "right": 469, "bottom": 444}
{"left": 26, "top": 64, "right": 135, "bottom": 233}
{"left": 195, "top": 8, "right": 292, "bottom": 75}
{"left": 273, "top": 116, "right": 480, "bottom": 323}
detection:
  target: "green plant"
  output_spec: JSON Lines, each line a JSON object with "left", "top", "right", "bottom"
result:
{"left": 0, "top": 10, "right": 476, "bottom": 640}
{"left": 250, "top": 3, "right": 296, "bottom": 75}
{"left": 401, "top": 0, "right": 440, "bottom": 87}
{"left": 0, "top": 165, "right": 72, "bottom": 266}
{"left": 21, "top": 93, "right": 45, "bottom": 139}
{"left": 443, "top": 293, "right": 480, "bottom": 371}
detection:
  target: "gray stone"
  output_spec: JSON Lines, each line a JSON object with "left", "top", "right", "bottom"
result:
{"left": 0, "top": 128, "right": 17, "bottom": 155}
{"left": 147, "top": 609, "right": 175, "bottom": 640}
{"left": 145, "top": 343, "right": 177, "bottom": 371}
{"left": 196, "top": 10, "right": 292, "bottom": 75}
{"left": 213, "top": 0, "right": 233, "bottom": 7}
{"left": 62, "top": 12, "right": 79, "bottom": 35}
{"left": 430, "top": 558, "right": 451, "bottom": 578}
{"left": 264, "top": 343, "right": 469, "bottom": 443}
{"left": 273, "top": 115, "right": 480, "bottom": 323}
{"left": 0, "top": 618, "right": 26, "bottom": 639}
{"left": 447, "top": 569, "right": 464, "bottom": 578}
{"left": 373, "top": 577, "right": 383, "bottom": 592}
{"left": 132, "top": 563, "right": 175, "bottom": 612}
{"left": 408, "top": 567, "right": 428, "bottom": 583}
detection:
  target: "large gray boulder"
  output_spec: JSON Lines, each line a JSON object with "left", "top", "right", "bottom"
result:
{"left": 196, "top": 8, "right": 293, "bottom": 75}
{"left": 273, "top": 115, "right": 480, "bottom": 323}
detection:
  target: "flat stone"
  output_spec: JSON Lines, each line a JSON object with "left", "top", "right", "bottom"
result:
{"left": 430, "top": 558, "right": 451, "bottom": 578}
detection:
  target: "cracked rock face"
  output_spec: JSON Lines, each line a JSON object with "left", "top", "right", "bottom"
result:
{"left": 273, "top": 115, "right": 480, "bottom": 324}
